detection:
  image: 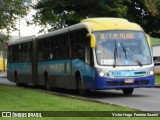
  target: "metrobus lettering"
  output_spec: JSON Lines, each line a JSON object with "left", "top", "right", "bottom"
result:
{"left": 110, "top": 33, "right": 134, "bottom": 39}
{"left": 120, "top": 33, "right": 134, "bottom": 39}
{"left": 110, "top": 34, "right": 118, "bottom": 39}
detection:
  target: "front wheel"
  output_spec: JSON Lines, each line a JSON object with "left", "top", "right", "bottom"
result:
{"left": 122, "top": 88, "right": 134, "bottom": 95}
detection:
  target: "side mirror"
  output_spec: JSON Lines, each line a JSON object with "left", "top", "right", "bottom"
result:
{"left": 87, "top": 33, "right": 96, "bottom": 48}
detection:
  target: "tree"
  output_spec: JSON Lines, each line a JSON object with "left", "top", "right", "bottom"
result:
{"left": 0, "top": 0, "right": 31, "bottom": 32}
{"left": 0, "top": 33, "right": 9, "bottom": 71}
{"left": 144, "top": 0, "right": 159, "bottom": 16}
{"left": 33, "top": 0, "right": 130, "bottom": 31}
{"left": 125, "top": 0, "right": 160, "bottom": 37}
{"left": 0, "top": 0, "right": 31, "bottom": 71}
{"left": 33, "top": 0, "right": 160, "bottom": 37}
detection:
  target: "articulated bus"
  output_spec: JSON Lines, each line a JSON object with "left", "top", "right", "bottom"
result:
{"left": 7, "top": 18, "right": 154, "bottom": 95}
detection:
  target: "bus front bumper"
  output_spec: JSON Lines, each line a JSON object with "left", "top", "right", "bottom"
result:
{"left": 93, "top": 75, "right": 155, "bottom": 90}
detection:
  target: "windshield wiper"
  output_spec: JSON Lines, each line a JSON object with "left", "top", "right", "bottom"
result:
{"left": 121, "top": 43, "right": 143, "bottom": 67}
{"left": 113, "top": 41, "right": 117, "bottom": 67}
{"left": 121, "top": 43, "right": 127, "bottom": 59}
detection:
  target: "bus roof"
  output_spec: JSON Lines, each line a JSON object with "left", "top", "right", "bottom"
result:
{"left": 9, "top": 18, "right": 144, "bottom": 44}
{"left": 8, "top": 36, "right": 34, "bottom": 46}
{"left": 81, "top": 18, "right": 143, "bottom": 31}
{"left": 37, "top": 18, "right": 143, "bottom": 40}
{"left": 36, "top": 23, "right": 88, "bottom": 40}
{"left": 37, "top": 18, "right": 143, "bottom": 39}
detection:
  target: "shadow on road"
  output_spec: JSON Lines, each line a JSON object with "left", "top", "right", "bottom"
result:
{"left": 0, "top": 78, "right": 149, "bottom": 99}
{"left": 22, "top": 84, "right": 149, "bottom": 99}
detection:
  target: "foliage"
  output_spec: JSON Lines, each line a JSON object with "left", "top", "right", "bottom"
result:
{"left": 0, "top": 33, "right": 9, "bottom": 71}
{"left": 33, "top": 0, "right": 160, "bottom": 38}
{"left": 125, "top": 0, "right": 160, "bottom": 37}
{"left": 0, "top": 33, "right": 9, "bottom": 44}
{"left": 151, "top": 37, "right": 160, "bottom": 46}
{"left": 155, "top": 75, "right": 160, "bottom": 84}
{"left": 0, "top": 33, "right": 8, "bottom": 57}
{"left": 144, "top": 0, "right": 160, "bottom": 16}
{"left": 0, "top": 0, "right": 31, "bottom": 32}
{"left": 0, "top": 0, "right": 32, "bottom": 60}
{"left": 33, "top": 0, "right": 130, "bottom": 31}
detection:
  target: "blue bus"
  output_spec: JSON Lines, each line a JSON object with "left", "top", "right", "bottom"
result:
{"left": 7, "top": 18, "right": 154, "bottom": 95}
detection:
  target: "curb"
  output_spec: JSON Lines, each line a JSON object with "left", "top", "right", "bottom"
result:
{"left": 0, "top": 76, "right": 7, "bottom": 78}
{"left": 155, "top": 85, "right": 160, "bottom": 88}
{"left": 0, "top": 72, "right": 7, "bottom": 78}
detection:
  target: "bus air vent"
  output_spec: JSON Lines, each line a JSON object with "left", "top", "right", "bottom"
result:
{"left": 134, "top": 72, "right": 146, "bottom": 74}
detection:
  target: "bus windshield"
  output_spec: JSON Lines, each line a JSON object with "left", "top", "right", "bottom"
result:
{"left": 94, "top": 31, "right": 152, "bottom": 66}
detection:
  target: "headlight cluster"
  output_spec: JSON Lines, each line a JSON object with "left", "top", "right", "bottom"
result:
{"left": 99, "top": 72, "right": 108, "bottom": 77}
{"left": 95, "top": 68, "right": 154, "bottom": 78}
{"left": 147, "top": 70, "right": 154, "bottom": 75}
{"left": 96, "top": 68, "right": 108, "bottom": 77}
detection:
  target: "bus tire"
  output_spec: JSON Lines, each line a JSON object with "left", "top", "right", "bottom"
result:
{"left": 122, "top": 88, "right": 134, "bottom": 95}
{"left": 45, "top": 74, "right": 51, "bottom": 91}
{"left": 14, "top": 72, "right": 26, "bottom": 86}
{"left": 77, "top": 74, "right": 86, "bottom": 96}
{"left": 14, "top": 72, "right": 20, "bottom": 86}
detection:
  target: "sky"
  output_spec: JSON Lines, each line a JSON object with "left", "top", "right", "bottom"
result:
{"left": 11, "top": 9, "right": 43, "bottom": 37}
{"left": 11, "top": 21, "right": 40, "bottom": 37}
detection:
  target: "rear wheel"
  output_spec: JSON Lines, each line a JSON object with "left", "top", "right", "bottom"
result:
{"left": 45, "top": 74, "right": 51, "bottom": 91}
{"left": 14, "top": 72, "right": 20, "bottom": 86}
{"left": 122, "top": 88, "right": 134, "bottom": 95}
{"left": 14, "top": 74, "right": 20, "bottom": 86}
{"left": 14, "top": 73, "right": 27, "bottom": 87}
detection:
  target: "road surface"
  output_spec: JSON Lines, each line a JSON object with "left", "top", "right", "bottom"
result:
{"left": 87, "top": 88, "right": 160, "bottom": 112}
{"left": 0, "top": 78, "right": 15, "bottom": 86}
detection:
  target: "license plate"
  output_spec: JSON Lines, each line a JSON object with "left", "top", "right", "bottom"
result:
{"left": 125, "top": 79, "right": 134, "bottom": 83}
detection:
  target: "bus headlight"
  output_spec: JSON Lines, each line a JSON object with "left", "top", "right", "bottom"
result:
{"left": 95, "top": 68, "right": 108, "bottom": 77}
{"left": 149, "top": 71, "right": 154, "bottom": 75}
{"left": 99, "top": 72, "right": 105, "bottom": 77}
{"left": 147, "top": 70, "right": 154, "bottom": 75}
{"left": 99, "top": 72, "right": 108, "bottom": 77}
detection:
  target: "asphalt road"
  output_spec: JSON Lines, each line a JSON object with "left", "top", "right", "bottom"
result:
{"left": 0, "top": 77, "right": 160, "bottom": 113}
{"left": 0, "top": 78, "right": 15, "bottom": 86}
{"left": 87, "top": 88, "right": 160, "bottom": 112}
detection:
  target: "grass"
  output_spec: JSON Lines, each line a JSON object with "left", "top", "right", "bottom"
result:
{"left": 0, "top": 85, "right": 131, "bottom": 111}
{"left": 0, "top": 85, "right": 159, "bottom": 120}
{"left": 155, "top": 75, "right": 160, "bottom": 84}
{"left": 151, "top": 37, "right": 160, "bottom": 46}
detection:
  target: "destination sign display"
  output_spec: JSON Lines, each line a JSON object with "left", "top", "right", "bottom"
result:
{"left": 109, "top": 33, "right": 134, "bottom": 39}
{"left": 99, "top": 32, "right": 135, "bottom": 40}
